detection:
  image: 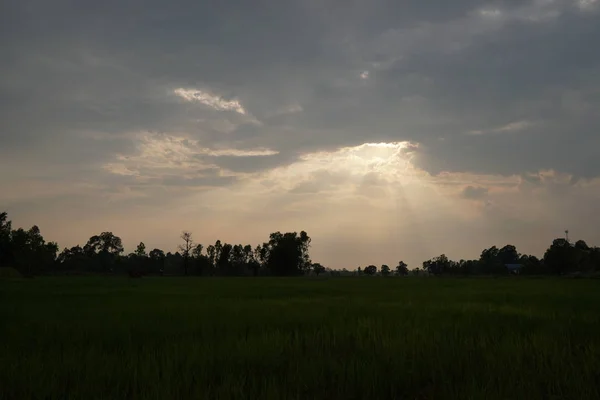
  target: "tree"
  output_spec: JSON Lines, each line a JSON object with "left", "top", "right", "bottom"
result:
{"left": 263, "top": 231, "right": 312, "bottom": 276}
{"left": 364, "top": 265, "right": 377, "bottom": 275}
{"left": 254, "top": 244, "right": 268, "bottom": 274}
{"left": 244, "top": 244, "right": 260, "bottom": 276}
{"left": 206, "top": 244, "right": 216, "bottom": 270}
{"left": 217, "top": 243, "right": 233, "bottom": 275}
{"left": 229, "top": 244, "right": 248, "bottom": 276}
{"left": 381, "top": 264, "right": 391, "bottom": 276}
{"left": 149, "top": 249, "right": 166, "bottom": 275}
{"left": 395, "top": 261, "right": 409, "bottom": 276}
{"left": 178, "top": 231, "right": 194, "bottom": 276}
{"left": 84, "top": 232, "right": 124, "bottom": 272}
{"left": 544, "top": 238, "right": 580, "bottom": 275}
{"left": 478, "top": 246, "right": 502, "bottom": 274}
{"left": 135, "top": 242, "right": 147, "bottom": 257}
{"left": 0, "top": 212, "right": 13, "bottom": 267}
{"left": 192, "top": 244, "right": 204, "bottom": 259}
{"left": 57, "top": 245, "right": 90, "bottom": 271}
{"left": 84, "top": 232, "right": 124, "bottom": 256}
{"left": 312, "top": 263, "right": 326, "bottom": 276}
{"left": 498, "top": 245, "right": 520, "bottom": 265}
{"left": 423, "top": 254, "right": 453, "bottom": 276}
{"left": 519, "top": 254, "right": 544, "bottom": 275}
{"left": 10, "top": 225, "right": 58, "bottom": 276}
{"left": 574, "top": 240, "right": 594, "bottom": 272}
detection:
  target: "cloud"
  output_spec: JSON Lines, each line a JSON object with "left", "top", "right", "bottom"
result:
{"left": 173, "top": 88, "right": 247, "bottom": 115}
{"left": 468, "top": 120, "right": 534, "bottom": 135}
{"left": 461, "top": 185, "right": 489, "bottom": 200}
{"left": 2, "top": 0, "right": 600, "bottom": 269}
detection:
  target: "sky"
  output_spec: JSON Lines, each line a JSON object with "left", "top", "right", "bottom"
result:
{"left": 1, "top": 0, "right": 600, "bottom": 269}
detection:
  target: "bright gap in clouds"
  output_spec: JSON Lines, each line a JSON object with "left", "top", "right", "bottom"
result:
{"left": 298, "top": 142, "right": 415, "bottom": 178}
{"left": 173, "top": 88, "right": 247, "bottom": 115}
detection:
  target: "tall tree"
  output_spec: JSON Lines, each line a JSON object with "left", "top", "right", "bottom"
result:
{"left": 135, "top": 242, "right": 147, "bottom": 257}
{"left": 264, "top": 231, "right": 312, "bottom": 276}
{"left": 178, "top": 231, "right": 194, "bottom": 276}
{"left": 149, "top": 249, "right": 166, "bottom": 275}
{"left": 479, "top": 246, "right": 505, "bottom": 274}
{"left": 243, "top": 244, "right": 260, "bottom": 276}
{"left": 84, "top": 232, "right": 124, "bottom": 272}
{"left": 0, "top": 212, "right": 13, "bottom": 267}
{"left": 217, "top": 243, "right": 233, "bottom": 275}
{"left": 10, "top": 225, "right": 58, "bottom": 276}
{"left": 206, "top": 244, "right": 216, "bottom": 271}
{"left": 192, "top": 244, "right": 204, "bottom": 259}
{"left": 544, "top": 238, "right": 580, "bottom": 275}
{"left": 395, "top": 261, "right": 409, "bottom": 276}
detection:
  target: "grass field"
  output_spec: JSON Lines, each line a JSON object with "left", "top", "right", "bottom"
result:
{"left": 1, "top": 277, "right": 600, "bottom": 399}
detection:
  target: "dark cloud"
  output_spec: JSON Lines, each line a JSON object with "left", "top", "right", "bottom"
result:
{"left": 1, "top": 0, "right": 600, "bottom": 189}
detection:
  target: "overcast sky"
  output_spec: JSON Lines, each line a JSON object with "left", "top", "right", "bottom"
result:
{"left": 2, "top": 0, "right": 599, "bottom": 269}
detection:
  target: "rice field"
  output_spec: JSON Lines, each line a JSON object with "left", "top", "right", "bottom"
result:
{"left": 1, "top": 276, "right": 599, "bottom": 399}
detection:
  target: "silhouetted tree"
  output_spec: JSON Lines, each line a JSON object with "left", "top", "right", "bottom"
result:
{"left": 217, "top": 243, "right": 233, "bottom": 275}
{"left": 10, "top": 225, "right": 58, "bottom": 276}
{"left": 178, "top": 231, "right": 194, "bottom": 276}
{"left": 149, "top": 248, "right": 166, "bottom": 275}
{"left": 264, "top": 231, "right": 312, "bottom": 276}
{"left": 423, "top": 254, "right": 453, "bottom": 276}
{"left": 381, "top": 264, "right": 390, "bottom": 276}
{"left": 244, "top": 244, "right": 260, "bottom": 276}
{"left": 0, "top": 212, "right": 13, "bottom": 267}
{"left": 395, "top": 261, "right": 409, "bottom": 276}
{"left": 206, "top": 244, "right": 216, "bottom": 271}
{"left": 364, "top": 265, "right": 377, "bottom": 275}
{"left": 84, "top": 232, "right": 124, "bottom": 272}
{"left": 498, "top": 245, "right": 519, "bottom": 265}
{"left": 544, "top": 238, "right": 580, "bottom": 275}
{"left": 135, "top": 242, "right": 147, "bottom": 257}
{"left": 519, "top": 254, "right": 544, "bottom": 275}
{"left": 312, "top": 263, "right": 326, "bottom": 276}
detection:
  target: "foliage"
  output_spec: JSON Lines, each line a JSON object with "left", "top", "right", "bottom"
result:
{"left": 2, "top": 211, "right": 600, "bottom": 277}
{"left": 363, "top": 265, "right": 377, "bottom": 275}
{"left": 312, "top": 263, "right": 326, "bottom": 276}
{"left": 395, "top": 261, "right": 409, "bottom": 276}
{"left": 380, "top": 264, "right": 390, "bottom": 276}
{"left": 262, "top": 231, "right": 312, "bottom": 276}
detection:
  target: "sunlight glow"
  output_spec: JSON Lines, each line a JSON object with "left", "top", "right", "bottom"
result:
{"left": 258, "top": 141, "right": 418, "bottom": 193}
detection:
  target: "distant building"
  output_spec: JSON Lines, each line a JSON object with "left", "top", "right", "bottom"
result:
{"left": 505, "top": 264, "right": 523, "bottom": 274}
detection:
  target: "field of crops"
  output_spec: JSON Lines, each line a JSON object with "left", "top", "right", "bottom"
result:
{"left": 1, "top": 276, "right": 599, "bottom": 399}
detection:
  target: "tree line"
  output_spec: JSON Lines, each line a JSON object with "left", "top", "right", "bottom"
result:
{"left": 1, "top": 211, "right": 599, "bottom": 277}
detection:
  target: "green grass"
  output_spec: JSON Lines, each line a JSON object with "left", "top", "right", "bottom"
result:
{"left": 1, "top": 277, "right": 600, "bottom": 400}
